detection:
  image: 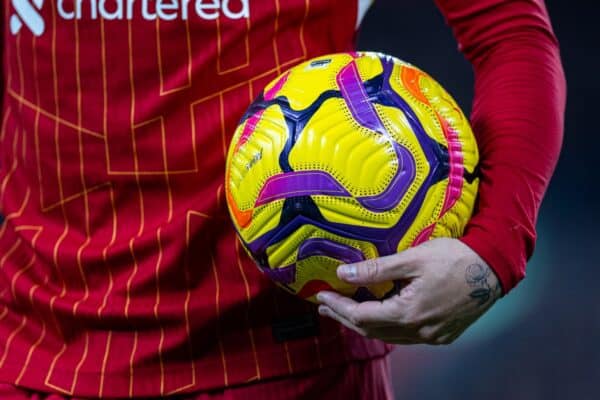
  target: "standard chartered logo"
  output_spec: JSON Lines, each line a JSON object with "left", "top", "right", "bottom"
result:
{"left": 10, "top": 0, "right": 45, "bottom": 36}
{"left": 10, "top": 0, "right": 250, "bottom": 36}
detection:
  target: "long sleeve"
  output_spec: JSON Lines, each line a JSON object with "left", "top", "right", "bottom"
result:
{"left": 434, "top": 0, "right": 567, "bottom": 293}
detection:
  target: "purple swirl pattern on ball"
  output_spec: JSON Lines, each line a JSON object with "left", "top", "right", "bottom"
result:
{"left": 245, "top": 55, "right": 446, "bottom": 262}
{"left": 253, "top": 58, "right": 416, "bottom": 213}
{"left": 336, "top": 58, "right": 416, "bottom": 212}
{"left": 260, "top": 238, "right": 366, "bottom": 284}
{"left": 357, "top": 142, "right": 416, "bottom": 212}
{"left": 255, "top": 171, "right": 350, "bottom": 207}
{"left": 298, "top": 238, "right": 365, "bottom": 264}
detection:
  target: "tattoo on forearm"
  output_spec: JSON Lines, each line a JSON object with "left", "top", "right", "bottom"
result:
{"left": 465, "top": 263, "right": 500, "bottom": 306}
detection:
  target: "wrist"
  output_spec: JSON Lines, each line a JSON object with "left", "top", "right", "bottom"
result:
{"left": 459, "top": 220, "right": 530, "bottom": 296}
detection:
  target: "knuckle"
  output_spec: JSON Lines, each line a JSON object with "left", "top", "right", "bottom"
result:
{"left": 364, "top": 259, "right": 379, "bottom": 281}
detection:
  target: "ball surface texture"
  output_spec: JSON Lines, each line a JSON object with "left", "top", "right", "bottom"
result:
{"left": 225, "top": 52, "right": 479, "bottom": 303}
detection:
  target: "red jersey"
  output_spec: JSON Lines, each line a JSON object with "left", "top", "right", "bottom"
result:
{"left": 0, "top": 0, "right": 565, "bottom": 398}
{"left": 0, "top": 1, "right": 392, "bottom": 398}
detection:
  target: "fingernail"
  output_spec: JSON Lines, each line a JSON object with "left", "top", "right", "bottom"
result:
{"left": 338, "top": 264, "right": 357, "bottom": 280}
{"left": 318, "top": 305, "right": 327, "bottom": 315}
{"left": 316, "top": 292, "right": 329, "bottom": 303}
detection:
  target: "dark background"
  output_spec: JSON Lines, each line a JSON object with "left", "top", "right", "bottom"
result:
{"left": 358, "top": 1, "right": 599, "bottom": 399}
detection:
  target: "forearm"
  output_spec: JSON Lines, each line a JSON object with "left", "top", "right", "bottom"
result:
{"left": 435, "top": 0, "right": 567, "bottom": 293}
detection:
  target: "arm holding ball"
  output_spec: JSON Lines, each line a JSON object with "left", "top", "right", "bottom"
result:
{"left": 317, "top": 0, "right": 566, "bottom": 344}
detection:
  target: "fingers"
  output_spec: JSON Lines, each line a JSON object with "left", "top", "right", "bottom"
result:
{"left": 317, "top": 305, "right": 420, "bottom": 344}
{"left": 337, "top": 250, "right": 419, "bottom": 285}
{"left": 316, "top": 291, "right": 398, "bottom": 328}
{"left": 317, "top": 301, "right": 445, "bottom": 345}
{"left": 318, "top": 238, "right": 484, "bottom": 346}
{"left": 317, "top": 290, "right": 462, "bottom": 345}
{"left": 317, "top": 305, "right": 368, "bottom": 337}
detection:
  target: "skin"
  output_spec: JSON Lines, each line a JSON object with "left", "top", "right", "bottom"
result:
{"left": 316, "top": 238, "right": 503, "bottom": 345}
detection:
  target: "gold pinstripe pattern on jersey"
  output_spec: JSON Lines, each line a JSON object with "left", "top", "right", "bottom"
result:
{"left": 0, "top": 308, "right": 8, "bottom": 326}
{"left": 20, "top": 122, "right": 27, "bottom": 162}
{"left": 6, "top": 90, "right": 105, "bottom": 138}
{"left": 14, "top": 320, "right": 47, "bottom": 385}
{"left": 219, "top": 93, "right": 228, "bottom": 157}
{"left": 0, "top": 316, "right": 27, "bottom": 368}
{"left": 0, "top": 192, "right": 30, "bottom": 243}
{"left": 0, "top": 239, "right": 23, "bottom": 272}
{"left": 234, "top": 239, "right": 261, "bottom": 381}
{"left": 125, "top": 17, "right": 147, "bottom": 396}
{"left": 95, "top": 22, "right": 118, "bottom": 371}
{"left": 217, "top": 14, "right": 250, "bottom": 75}
{"left": 97, "top": 331, "right": 113, "bottom": 398}
{"left": 129, "top": 330, "right": 139, "bottom": 398}
{"left": 96, "top": 188, "right": 117, "bottom": 316}
{"left": 0, "top": 128, "right": 21, "bottom": 207}
{"left": 210, "top": 251, "right": 229, "bottom": 386}
{"left": 154, "top": 228, "right": 167, "bottom": 396}
{"left": 72, "top": 17, "right": 91, "bottom": 317}
{"left": 272, "top": 0, "right": 282, "bottom": 76}
{"left": 96, "top": 24, "right": 117, "bottom": 396}
{"left": 0, "top": 222, "right": 36, "bottom": 375}
{"left": 0, "top": 0, "right": 324, "bottom": 394}
{"left": 68, "top": 16, "right": 92, "bottom": 394}
{"left": 13, "top": 229, "right": 46, "bottom": 386}
{"left": 9, "top": 228, "right": 42, "bottom": 300}
{"left": 273, "top": 0, "right": 311, "bottom": 73}
{"left": 37, "top": 182, "right": 110, "bottom": 214}
{"left": 97, "top": 188, "right": 117, "bottom": 398}
{"left": 0, "top": 108, "right": 11, "bottom": 143}
{"left": 45, "top": 0, "right": 75, "bottom": 393}
{"left": 105, "top": 112, "right": 196, "bottom": 176}
{"left": 4, "top": 1, "right": 12, "bottom": 91}
{"left": 30, "top": 33, "right": 45, "bottom": 211}
{"left": 157, "top": 17, "right": 193, "bottom": 95}
{"left": 72, "top": 332, "right": 90, "bottom": 394}
{"left": 168, "top": 210, "right": 218, "bottom": 395}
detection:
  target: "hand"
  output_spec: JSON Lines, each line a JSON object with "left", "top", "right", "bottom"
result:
{"left": 316, "top": 238, "right": 502, "bottom": 345}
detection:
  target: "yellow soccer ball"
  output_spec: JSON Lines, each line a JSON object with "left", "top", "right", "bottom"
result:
{"left": 225, "top": 52, "right": 479, "bottom": 303}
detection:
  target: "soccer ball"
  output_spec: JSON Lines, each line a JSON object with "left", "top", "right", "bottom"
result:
{"left": 225, "top": 52, "right": 479, "bottom": 303}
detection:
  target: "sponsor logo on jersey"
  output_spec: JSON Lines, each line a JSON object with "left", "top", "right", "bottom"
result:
{"left": 10, "top": 0, "right": 45, "bottom": 36}
{"left": 10, "top": 0, "right": 250, "bottom": 36}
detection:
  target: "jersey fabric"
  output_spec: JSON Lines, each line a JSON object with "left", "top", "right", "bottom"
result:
{"left": 0, "top": 0, "right": 565, "bottom": 398}
{"left": 0, "top": 355, "right": 393, "bottom": 400}
{"left": 0, "top": 1, "right": 391, "bottom": 398}
{"left": 0, "top": 356, "right": 393, "bottom": 400}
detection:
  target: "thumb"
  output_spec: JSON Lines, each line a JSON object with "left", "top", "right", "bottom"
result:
{"left": 337, "top": 250, "right": 418, "bottom": 285}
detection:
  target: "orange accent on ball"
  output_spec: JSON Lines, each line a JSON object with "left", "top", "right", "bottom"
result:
{"left": 400, "top": 66, "right": 430, "bottom": 105}
{"left": 226, "top": 181, "right": 253, "bottom": 228}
